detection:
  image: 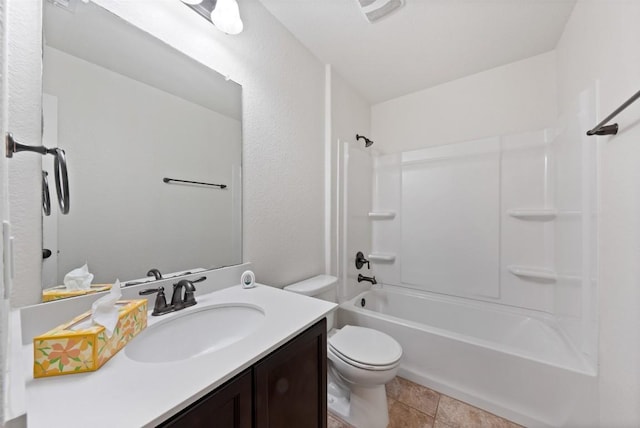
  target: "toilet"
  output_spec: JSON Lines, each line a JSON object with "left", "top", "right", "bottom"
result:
{"left": 284, "top": 275, "right": 402, "bottom": 428}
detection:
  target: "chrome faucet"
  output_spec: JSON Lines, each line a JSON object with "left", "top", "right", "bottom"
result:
{"left": 358, "top": 274, "right": 377, "bottom": 285}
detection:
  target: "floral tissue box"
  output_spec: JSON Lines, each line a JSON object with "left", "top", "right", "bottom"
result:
{"left": 42, "top": 284, "right": 112, "bottom": 302}
{"left": 33, "top": 299, "right": 147, "bottom": 378}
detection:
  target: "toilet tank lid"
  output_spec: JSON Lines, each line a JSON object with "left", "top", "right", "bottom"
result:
{"left": 284, "top": 275, "right": 338, "bottom": 296}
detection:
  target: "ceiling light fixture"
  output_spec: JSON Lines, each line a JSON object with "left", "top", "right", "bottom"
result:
{"left": 356, "top": 0, "right": 405, "bottom": 23}
{"left": 181, "top": 0, "right": 244, "bottom": 35}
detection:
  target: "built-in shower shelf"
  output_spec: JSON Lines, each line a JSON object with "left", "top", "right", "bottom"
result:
{"left": 368, "top": 211, "right": 396, "bottom": 220}
{"left": 508, "top": 265, "right": 557, "bottom": 282}
{"left": 368, "top": 253, "right": 396, "bottom": 263}
{"left": 507, "top": 209, "right": 557, "bottom": 221}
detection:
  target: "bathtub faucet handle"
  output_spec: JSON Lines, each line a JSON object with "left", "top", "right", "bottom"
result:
{"left": 355, "top": 251, "right": 370, "bottom": 270}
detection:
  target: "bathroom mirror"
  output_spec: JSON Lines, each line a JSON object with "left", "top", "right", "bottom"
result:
{"left": 41, "top": 0, "right": 242, "bottom": 300}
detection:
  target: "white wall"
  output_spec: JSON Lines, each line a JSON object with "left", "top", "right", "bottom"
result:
{"left": 8, "top": 0, "right": 327, "bottom": 306}
{"left": 6, "top": 0, "right": 42, "bottom": 307}
{"left": 372, "top": 51, "right": 557, "bottom": 154}
{"left": 556, "top": 2, "right": 640, "bottom": 425}
{"left": 328, "top": 68, "right": 372, "bottom": 300}
{"left": 0, "top": 0, "right": 8, "bottom": 420}
{"left": 43, "top": 47, "right": 241, "bottom": 285}
{"left": 2, "top": 0, "right": 28, "bottom": 423}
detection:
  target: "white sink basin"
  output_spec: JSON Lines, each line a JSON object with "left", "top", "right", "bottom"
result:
{"left": 125, "top": 304, "right": 265, "bottom": 363}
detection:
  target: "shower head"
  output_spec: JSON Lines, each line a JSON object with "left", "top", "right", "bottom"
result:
{"left": 356, "top": 134, "right": 374, "bottom": 148}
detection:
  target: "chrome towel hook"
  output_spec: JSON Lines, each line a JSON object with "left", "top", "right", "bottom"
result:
{"left": 6, "top": 133, "right": 70, "bottom": 214}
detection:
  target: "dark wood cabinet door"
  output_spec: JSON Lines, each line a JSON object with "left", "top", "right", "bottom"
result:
{"left": 254, "top": 319, "right": 327, "bottom": 428}
{"left": 159, "top": 369, "right": 252, "bottom": 428}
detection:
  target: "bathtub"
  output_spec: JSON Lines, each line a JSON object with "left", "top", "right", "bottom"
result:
{"left": 338, "top": 285, "right": 598, "bottom": 427}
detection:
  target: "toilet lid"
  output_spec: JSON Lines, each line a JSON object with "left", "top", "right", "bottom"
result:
{"left": 329, "top": 325, "right": 402, "bottom": 367}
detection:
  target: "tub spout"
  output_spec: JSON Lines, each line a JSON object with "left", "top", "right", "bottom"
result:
{"left": 358, "top": 274, "right": 377, "bottom": 285}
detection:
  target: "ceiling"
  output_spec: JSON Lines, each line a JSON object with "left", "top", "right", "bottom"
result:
{"left": 258, "top": 0, "right": 576, "bottom": 104}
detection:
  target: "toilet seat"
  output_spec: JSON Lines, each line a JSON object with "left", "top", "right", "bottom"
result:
{"left": 329, "top": 347, "right": 400, "bottom": 371}
{"left": 328, "top": 325, "right": 402, "bottom": 370}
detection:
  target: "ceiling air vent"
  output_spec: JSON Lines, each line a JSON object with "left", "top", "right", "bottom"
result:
{"left": 356, "top": 0, "right": 405, "bottom": 23}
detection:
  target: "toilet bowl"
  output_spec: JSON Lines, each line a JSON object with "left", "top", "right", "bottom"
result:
{"left": 327, "top": 325, "right": 402, "bottom": 427}
{"left": 284, "top": 275, "right": 403, "bottom": 428}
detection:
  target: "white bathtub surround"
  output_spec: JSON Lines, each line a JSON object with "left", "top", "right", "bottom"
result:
{"left": 347, "top": 122, "right": 598, "bottom": 425}
{"left": 368, "top": 211, "right": 395, "bottom": 220}
{"left": 343, "top": 62, "right": 599, "bottom": 426}
{"left": 367, "top": 253, "right": 395, "bottom": 263}
{"left": 368, "top": 122, "right": 598, "bottom": 363}
{"left": 327, "top": 67, "right": 372, "bottom": 293}
{"left": 339, "top": 286, "right": 597, "bottom": 427}
{"left": 556, "top": 3, "right": 640, "bottom": 425}
{"left": 370, "top": 127, "right": 596, "bottom": 311}
{"left": 339, "top": 142, "right": 376, "bottom": 301}
{"left": 401, "top": 137, "right": 502, "bottom": 299}
{"left": 356, "top": 62, "right": 586, "bottom": 426}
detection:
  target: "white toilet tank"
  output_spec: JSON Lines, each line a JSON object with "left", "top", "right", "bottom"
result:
{"left": 284, "top": 275, "right": 338, "bottom": 329}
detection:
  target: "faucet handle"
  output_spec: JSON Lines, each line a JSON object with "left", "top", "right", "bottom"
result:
{"left": 355, "top": 251, "right": 370, "bottom": 270}
{"left": 139, "top": 287, "right": 163, "bottom": 295}
{"left": 139, "top": 287, "right": 173, "bottom": 316}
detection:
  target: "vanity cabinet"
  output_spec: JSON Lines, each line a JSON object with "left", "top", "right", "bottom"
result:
{"left": 161, "top": 370, "right": 253, "bottom": 428}
{"left": 160, "top": 318, "right": 327, "bottom": 428}
{"left": 254, "top": 317, "right": 327, "bottom": 427}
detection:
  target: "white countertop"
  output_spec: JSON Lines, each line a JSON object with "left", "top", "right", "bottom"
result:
{"left": 22, "top": 284, "right": 336, "bottom": 427}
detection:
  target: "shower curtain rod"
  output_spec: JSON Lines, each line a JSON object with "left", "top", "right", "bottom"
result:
{"left": 587, "top": 88, "right": 640, "bottom": 136}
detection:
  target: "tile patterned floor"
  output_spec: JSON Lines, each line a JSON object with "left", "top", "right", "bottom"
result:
{"left": 328, "top": 376, "right": 522, "bottom": 428}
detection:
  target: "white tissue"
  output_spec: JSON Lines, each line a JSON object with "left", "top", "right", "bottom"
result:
{"left": 91, "top": 280, "right": 122, "bottom": 338}
{"left": 63, "top": 263, "right": 94, "bottom": 290}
